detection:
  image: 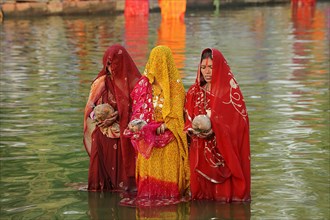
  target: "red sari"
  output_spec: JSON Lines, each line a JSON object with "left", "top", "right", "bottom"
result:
{"left": 184, "top": 48, "right": 251, "bottom": 202}
{"left": 83, "top": 44, "right": 141, "bottom": 191}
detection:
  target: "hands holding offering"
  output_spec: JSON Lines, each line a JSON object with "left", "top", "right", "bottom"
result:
{"left": 127, "top": 119, "right": 147, "bottom": 132}
{"left": 93, "top": 103, "right": 120, "bottom": 138}
{"left": 188, "top": 114, "right": 213, "bottom": 138}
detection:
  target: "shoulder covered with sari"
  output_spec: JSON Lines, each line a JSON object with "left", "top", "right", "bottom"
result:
{"left": 185, "top": 48, "right": 251, "bottom": 202}
{"left": 121, "top": 46, "right": 190, "bottom": 207}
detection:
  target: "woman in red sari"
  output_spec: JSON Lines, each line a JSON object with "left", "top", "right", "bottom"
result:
{"left": 184, "top": 48, "right": 251, "bottom": 202}
{"left": 83, "top": 44, "right": 141, "bottom": 191}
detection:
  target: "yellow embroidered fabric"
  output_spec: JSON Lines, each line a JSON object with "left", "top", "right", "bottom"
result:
{"left": 137, "top": 45, "right": 190, "bottom": 196}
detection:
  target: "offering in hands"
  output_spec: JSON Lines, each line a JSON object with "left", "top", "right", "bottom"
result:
{"left": 93, "top": 103, "right": 120, "bottom": 138}
{"left": 128, "top": 119, "right": 147, "bottom": 132}
{"left": 192, "top": 114, "right": 211, "bottom": 133}
{"left": 94, "top": 103, "right": 115, "bottom": 123}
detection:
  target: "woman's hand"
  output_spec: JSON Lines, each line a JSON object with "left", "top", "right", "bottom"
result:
{"left": 187, "top": 128, "right": 213, "bottom": 138}
{"left": 197, "top": 129, "right": 214, "bottom": 139}
{"left": 156, "top": 123, "right": 167, "bottom": 135}
{"left": 97, "top": 111, "right": 118, "bottom": 128}
{"left": 187, "top": 128, "right": 199, "bottom": 136}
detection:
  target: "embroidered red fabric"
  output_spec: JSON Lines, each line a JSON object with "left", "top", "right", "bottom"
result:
{"left": 83, "top": 44, "right": 141, "bottom": 191}
{"left": 123, "top": 77, "right": 175, "bottom": 159}
{"left": 185, "top": 48, "right": 251, "bottom": 202}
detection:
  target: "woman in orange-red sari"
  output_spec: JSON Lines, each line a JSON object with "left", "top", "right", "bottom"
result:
{"left": 185, "top": 48, "right": 251, "bottom": 202}
{"left": 83, "top": 44, "right": 141, "bottom": 191}
{"left": 121, "top": 45, "right": 190, "bottom": 206}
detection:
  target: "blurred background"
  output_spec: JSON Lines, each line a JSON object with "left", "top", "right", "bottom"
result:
{"left": 0, "top": 0, "right": 329, "bottom": 219}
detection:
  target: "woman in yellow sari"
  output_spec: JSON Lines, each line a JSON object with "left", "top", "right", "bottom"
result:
{"left": 121, "top": 45, "right": 190, "bottom": 207}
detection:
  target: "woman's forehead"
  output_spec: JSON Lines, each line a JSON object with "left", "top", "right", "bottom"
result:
{"left": 201, "top": 58, "right": 213, "bottom": 64}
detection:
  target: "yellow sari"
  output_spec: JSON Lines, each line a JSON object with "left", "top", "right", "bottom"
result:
{"left": 122, "top": 46, "right": 190, "bottom": 206}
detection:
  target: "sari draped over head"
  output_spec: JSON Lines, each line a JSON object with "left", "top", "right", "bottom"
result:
{"left": 83, "top": 44, "right": 141, "bottom": 191}
{"left": 84, "top": 44, "right": 141, "bottom": 155}
{"left": 121, "top": 45, "right": 190, "bottom": 207}
{"left": 185, "top": 48, "right": 251, "bottom": 202}
{"left": 144, "top": 46, "right": 186, "bottom": 132}
{"left": 144, "top": 46, "right": 189, "bottom": 166}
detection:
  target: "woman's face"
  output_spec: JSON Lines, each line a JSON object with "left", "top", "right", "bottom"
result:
{"left": 106, "top": 61, "right": 112, "bottom": 75}
{"left": 200, "top": 57, "right": 213, "bottom": 83}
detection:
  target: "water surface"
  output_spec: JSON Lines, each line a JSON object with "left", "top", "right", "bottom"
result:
{"left": 0, "top": 2, "right": 329, "bottom": 219}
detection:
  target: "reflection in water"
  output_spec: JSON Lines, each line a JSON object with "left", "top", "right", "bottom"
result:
{"left": 125, "top": 0, "right": 149, "bottom": 17}
{"left": 123, "top": 0, "right": 149, "bottom": 70}
{"left": 88, "top": 192, "right": 136, "bottom": 220}
{"left": 65, "top": 19, "right": 96, "bottom": 72}
{"left": 64, "top": 18, "right": 116, "bottom": 71}
{"left": 1, "top": 17, "right": 91, "bottom": 219}
{"left": 88, "top": 192, "right": 186, "bottom": 219}
{"left": 125, "top": 15, "right": 149, "bottom": 72}
{"left": 159, "top": 0, "right": 186, "bottom": 20}
{"left": 1, "top": 17, "right": 83, "bottom": 217}
{"left": 291, "top": 0, "right": 316, "bottom": 68}
{"left": 214, "top": 0, "right": 220, "bottom": 15}
{"left": 189, "top": 200, "right": 251, "bottom": 220}
{"left": 136, "top": 202, "right": 189, "bottom": 219}
{"left": 88, "top": 193, "right": 251, "bottom": 220}
{"left": 286, "top": 3, "right": 329, "bottom": 213}
{"left": 157, "top": 18, "right": 186, "bottom": 75}
{"left": 291, "top": 0, "right": 327, "bottom": 75}
{"left": 0, "top": 3, "right": 329, "bottom": 220}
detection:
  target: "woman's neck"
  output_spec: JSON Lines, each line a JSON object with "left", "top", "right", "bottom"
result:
{"left": 204, "top": 83, "right": 211, "bottom": 92}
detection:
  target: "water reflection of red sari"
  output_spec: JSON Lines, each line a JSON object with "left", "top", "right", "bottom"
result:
{"left": 125, "top": 0, "right": 149, "bottom": 16}
{"left": 125, "top": 13, "right": 149, "bottom": 70}
{"left": 185, "top": 48, "right": 251, "bottom": 202}
{"left": 83, "top": 45, "right": 141, "bottom": 191}
{"left": 189, "top": 200, "right": 251, "bottom": 220}
{"left": 291, "top": 0, "right": 316, "bottom": 67}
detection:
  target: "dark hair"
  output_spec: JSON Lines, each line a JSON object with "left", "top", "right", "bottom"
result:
{"left": 199, "top": 49, "right": 212, "bottom": 86}
{"left": 105, "top": 60, "right": 111, "bottom": 75}
{"left": 201, "top": 49, "right": 212, "bottom": 61}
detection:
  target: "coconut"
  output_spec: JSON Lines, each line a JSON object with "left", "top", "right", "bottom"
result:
{"left": 128, "top": 119, "right": 147, "bottom": 132}
{"left": 192, "top": 115, "right": 211, "bottom": 133}
{"left": 93, "top": 103, "right": 115, "bottom": 123}
{"left": 93, "top": 103, "right": 120, "bottom": 138}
